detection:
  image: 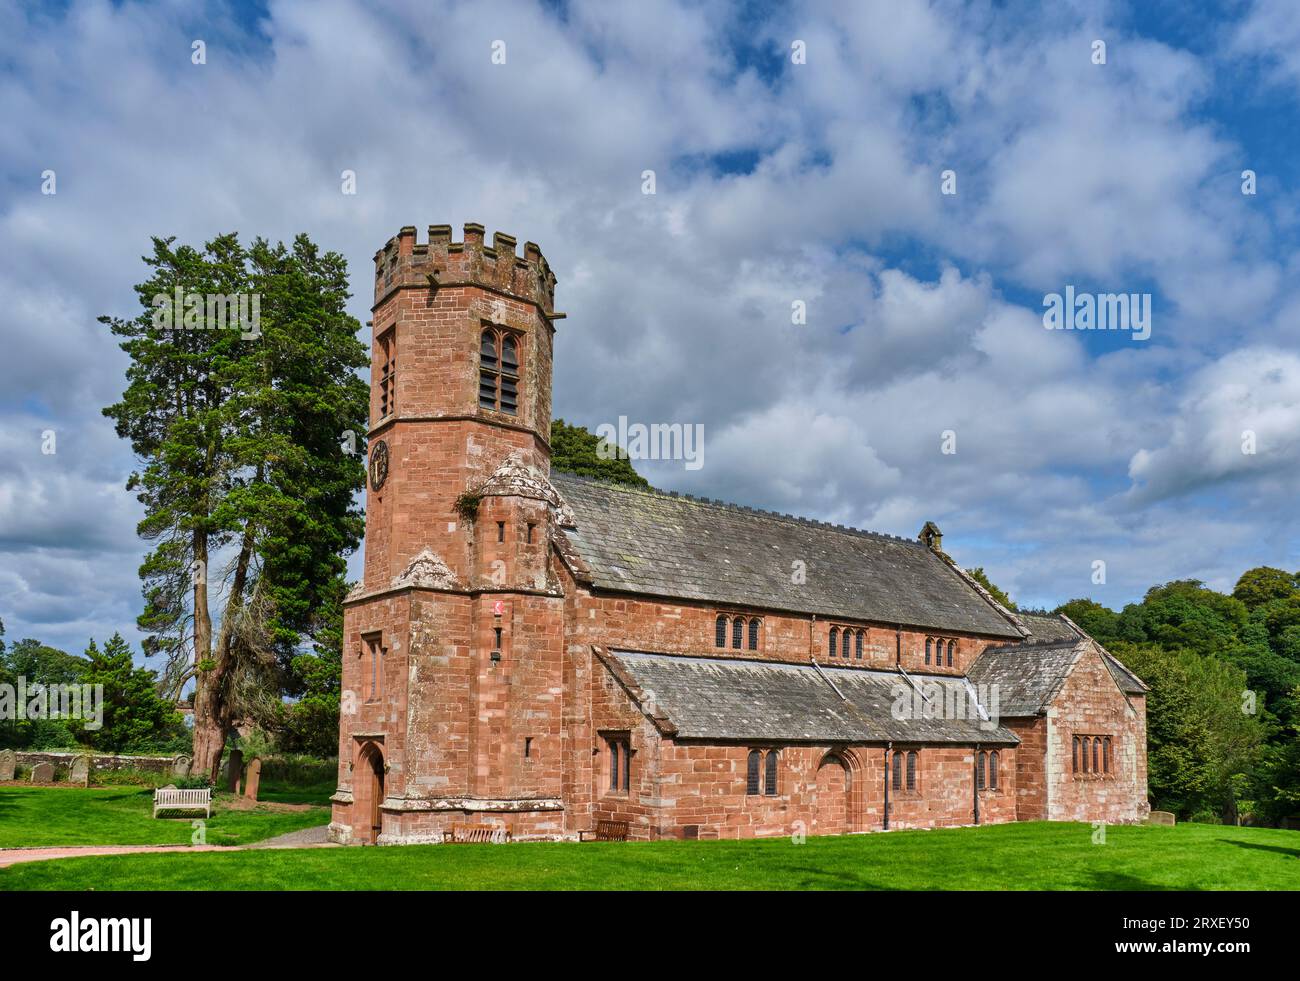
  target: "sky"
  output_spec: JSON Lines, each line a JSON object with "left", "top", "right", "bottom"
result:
{"left": 2, "top": 0, "right": 1300, "bottom": 660}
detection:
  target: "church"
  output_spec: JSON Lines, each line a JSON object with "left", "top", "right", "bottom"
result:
{"left": 329, "top": 223, "right": 1150, "bottom": 844}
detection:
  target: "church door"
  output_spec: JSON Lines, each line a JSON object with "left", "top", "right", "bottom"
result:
{"left": 811, "top": 755, "right": 850, "bottom": 835}
{"left": 355, "top": 742, "right": 385, "bottom": 844}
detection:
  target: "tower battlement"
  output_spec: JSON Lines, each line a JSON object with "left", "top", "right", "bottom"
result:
{"left": 373, "top": 222, "right": 558, "bottom": 314}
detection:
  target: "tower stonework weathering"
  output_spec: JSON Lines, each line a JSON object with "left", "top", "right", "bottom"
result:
{"left": 331, "top": 223, "right": 569, "bottom": 844}
{"left": 330, "top": 223, "right": 1148, "bottom": 845}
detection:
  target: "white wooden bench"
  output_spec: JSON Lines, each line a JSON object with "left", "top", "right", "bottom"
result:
{"left": 153, "top": 787, "right": 211, "bottom": 818}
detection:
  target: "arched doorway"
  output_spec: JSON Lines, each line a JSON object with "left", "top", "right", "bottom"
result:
{"left": 811, "top": 753, "right": 851, "bottom": 835}
{"left": 354, "top": 742, "right": 385, "bottom": 844}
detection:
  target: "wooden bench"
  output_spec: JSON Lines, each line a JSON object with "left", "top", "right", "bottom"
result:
{"left": 579, "top": 819, "right": 630, "bottom": 842}
{"left": 443, "top": 823, "right": 510, "bottom": 844}
{"left": 153, "top": 787, "right": 211, "bottom": 818}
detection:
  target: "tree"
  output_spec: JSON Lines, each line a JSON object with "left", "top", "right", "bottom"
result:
{"left": 966, "top": 567, "right": 1016, "bottom": 610}
{"left": 101, "top": 234, "right": 369, "bottom": 779}
{"left": 276, "top": 576, "right": 346, "bottom": 757}
{"left": 1232, "top": 567, "right": 1299, "bottom": 610}
{"left": 1116, "top": 642, "right": 1264, "bottom": 820}
{"left": 550, "top": 418, "right": 648, "bottom": 487}
{"left": 77, "top": 634, "right": 185, "bottom": 752}
{"left": 0, "top": 638, "right": 89, "bottom": 749}
{"left": 1055, "top": 598, "right": 1120, "bottom": 645}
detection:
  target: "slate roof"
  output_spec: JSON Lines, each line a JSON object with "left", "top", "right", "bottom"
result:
{"left": 552, "top": 472, "right": 1020, "bottom": 638}
{"left": 990, "top": 611, "right": 1148, "bottom": 699}
{"left": 1017, "top": 611, "right": 1083, "bottom": 643}
{"left": 966, "top": 640, "right": 1084, "bottom": 716}
{"left": 606, "top": 650, "right": 1018, "bottom": 745}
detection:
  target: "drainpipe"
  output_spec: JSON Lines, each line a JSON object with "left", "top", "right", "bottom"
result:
{"left": 883, "top": 742, "right": 892, "bottom": 830}
{"left": 973, "top": 742, "right": 981, "bottom": 826}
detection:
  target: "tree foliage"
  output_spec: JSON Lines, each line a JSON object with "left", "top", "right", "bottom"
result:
{"left": 550, "top": 418, "right": 649, "bottom": 487}
{"left": 100, "top": 233, "right": 369, "bottom": 777}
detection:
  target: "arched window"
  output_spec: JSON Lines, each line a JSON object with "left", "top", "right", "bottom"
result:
{"left": 989, "top": 751, "right": 999, "bottom": 790}
{"left": 947, "top": 640, "right": 955, "bottom": 667}
{"left": 1092, "top": 737, "right": 1100, "bottom": 773}
{"left": 732, "top": 617, "right": 744, "bottom": 649}
{"left": 855, "top": 630, "right": 864, "bottom": 660}
{"left": 1103, "top": 737, "right": 1112, "bottom": 774}
{"left": 906, "top": 750, "right": 918, "bottom": 792}
{"left": 977, "top": 751, "right": 986, "bottom": 790}
{"left": 829, "top": 627, "right": 839, "bottom": 658}
{"left": 765, "top": 751, "right": 778, "bottom": 796}
{"left": 715, "top": 615, "right": 727, "bottom": 648}
{"left": 748, "top": 618, "right": 760, "bottom": 651}
{"left": 925, "top": 638, "right": 932, "bottom": 665}
{"left": 746, "top": 750, "right": 761, "bottom": 795}
{"left": 891, "top": 751, "right": 903, "bottom": 790}
{"left": 1082, "top": 737, "right": 1091, "bottom": 774}
{"left": 841, "top": 629, "right": 851, "bottom": 659}
{"left": 478, "top": 327, "right": 521, "bottom": 415}
{"left": 1072, "top": 736, "right": 1080, "bottom": 773}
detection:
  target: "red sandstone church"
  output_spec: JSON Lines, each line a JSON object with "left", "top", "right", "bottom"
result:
{"left": 329, "top": 223, "right": 1150, "bottom": 844}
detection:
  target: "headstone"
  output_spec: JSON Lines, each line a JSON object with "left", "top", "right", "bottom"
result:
{"left": 70, "top": 754, "right": 91, "bottom": 787}
{"left": 243, "top": 757, "right": 262, "bottom": 801}
{"left": 0, "top": 749, "right": 15, "bottom": 781}
{"left": 1148, "top": 810, "right": 1176, "bottom": 826}
{"left": 172, "top": 755, "right": 192, "bottom": 778}
{"left": 224, "top": 749, "right": 244, "bottom": 794}
{"left": 30, "top": 762, "right": 54, "bottom": 783}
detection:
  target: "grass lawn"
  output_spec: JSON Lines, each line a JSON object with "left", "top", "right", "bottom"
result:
{"left": 0, "top": 785, "right": 329, "bottom": 849}
{"left": 1, "top": 820, "right": 1297, "bottom": 891}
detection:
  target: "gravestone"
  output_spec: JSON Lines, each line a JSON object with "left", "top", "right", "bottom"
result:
{"left": 70, "top": 754, "right": 91, "bottom": 787}
{"left": 172, "top": 755, "right": 192, "bottom": 778}
{"left": 31, "top": 762, "right": 54, "bottom": 783}
{"left": 0, "top": 749, "right": 15, "bottom": 781}
{"left": 243, "top": 757, "right": 262, "bottom": 801}
{"left": 1148, "top": 810, "right": 1176, "bottom": 826}
{"left": 225, "top": 749, "right": 244, "bottom": 794}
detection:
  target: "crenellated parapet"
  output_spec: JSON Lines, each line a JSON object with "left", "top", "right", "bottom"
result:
{"left": 373, "top": 222, "right": 560, "bottom": 316}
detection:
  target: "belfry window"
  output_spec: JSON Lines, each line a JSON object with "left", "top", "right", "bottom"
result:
{"left": 479, "top": 327, "right": 520, "bottom": 415}
{"left": 377, "top": 328, "right": 396, "bottom": 419}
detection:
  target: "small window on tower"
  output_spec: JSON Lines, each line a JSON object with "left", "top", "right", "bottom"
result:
{"left": 497, "top": 521, "right": 505, "bottom": 542}
{"left": 526, "top": 523, "right": 535, "bottom": 543}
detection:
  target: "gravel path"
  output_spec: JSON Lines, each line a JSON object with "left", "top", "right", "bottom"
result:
{"left": 0, "top": 825, "right": 336, "bottom": 867}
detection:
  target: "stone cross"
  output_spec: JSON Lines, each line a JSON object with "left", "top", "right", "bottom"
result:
{"left": 0, "top": 749, "right": 15, "bottom": 781}
{"left": 70, "top": 754, "right": 91, "bottom": 787}
{"left": 243, "top": 757, "right": 262, "bottom": 801}
{"left": 30, "top": 762, "right": 54, "bottom": 783}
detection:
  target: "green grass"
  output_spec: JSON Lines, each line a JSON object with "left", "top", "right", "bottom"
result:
{"left": 0, "top": 786, "right": 328, "bottom": 849}
{"left": 1, "top": 821, "right": 1297, "bottom": 891}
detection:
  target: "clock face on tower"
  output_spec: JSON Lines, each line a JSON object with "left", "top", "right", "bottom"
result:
{"left": 369, "top": 440, "right": 389, "bottom": 491}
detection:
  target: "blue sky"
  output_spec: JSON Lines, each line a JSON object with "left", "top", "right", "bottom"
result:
{"left": 2, "top": 0, "right": 1300, "bottom": 661}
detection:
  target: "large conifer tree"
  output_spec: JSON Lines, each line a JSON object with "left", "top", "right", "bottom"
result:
{"left": 102, "top": 234, "right": 368, "bottom": 780}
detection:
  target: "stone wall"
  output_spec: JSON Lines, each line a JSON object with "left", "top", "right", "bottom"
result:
{"left": 1044, "top": 645, "right": 1149, "bottom": 823}
{"left": 12, "top": 751, "right": 186, "bottom": 777}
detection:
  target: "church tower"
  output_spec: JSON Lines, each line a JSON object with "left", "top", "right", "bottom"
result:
{"left": 330, "top": 224, "right": 571, "bottom": 845}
